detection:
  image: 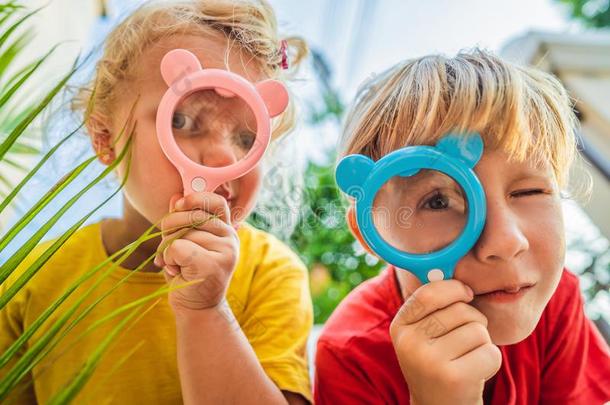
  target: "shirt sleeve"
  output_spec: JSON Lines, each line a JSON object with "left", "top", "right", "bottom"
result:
{"left": 314, "top": 340, "right": 385, "bottom": 405}
{"left": 235, "top": 237, "right": 313, "bottom": 403}
{"left": 0, "top": 273, "right": 38, "bottom": 404}
{"left": 540, "top": 271, "right": 610, "bottom": 403}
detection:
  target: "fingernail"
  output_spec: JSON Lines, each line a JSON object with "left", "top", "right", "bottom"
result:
{"left": 175, "top": 198, "right": 184, "bottom": 210}
{"left": 466, "top": 285, "right": 474, "bottom": 298}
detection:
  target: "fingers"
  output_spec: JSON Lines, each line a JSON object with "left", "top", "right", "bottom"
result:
{"left": 162, "top": 238, "right": 214, "bottom": 268}
{"left": 172, "top": 191, "right": 231, "bottom": 225}
{"left": 161, "top": 227, "right": 236, "bottom": 254}
{"left": 154, "top": 192, "right": 236, "bottom": 271}
{"left": 394, "top": 279, "right": 474, "bottom": 326}
{"left": 450, "top": 342, "right": 502, "bottom": 382}
{"left": 161, "top": 210, "right": 236, "bottom": 239}
{"left": 435, "top": 321, "right": 492, "bottom": 360}
{"left": 420, "top": 301, "right": 489, "bottom": 339}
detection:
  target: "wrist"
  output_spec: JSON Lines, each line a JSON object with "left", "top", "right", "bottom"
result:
{"left": 171, "top": 298, "right": 233, "bottom": 324}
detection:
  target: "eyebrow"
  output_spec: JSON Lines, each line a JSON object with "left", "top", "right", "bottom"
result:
{"left": 509, "top": 169, "right": 554, "bottom": 184}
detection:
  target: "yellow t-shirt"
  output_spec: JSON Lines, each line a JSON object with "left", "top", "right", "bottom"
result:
{"left": 0, "top": 220, "right": 313, "bottom": 404}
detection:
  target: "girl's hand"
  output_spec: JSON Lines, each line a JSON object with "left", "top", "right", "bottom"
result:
{"left": 155, "top": 192, "right": 239, "bottom": 313}
{"left": 389, "top": 279, "right": 502, "bottom": 405}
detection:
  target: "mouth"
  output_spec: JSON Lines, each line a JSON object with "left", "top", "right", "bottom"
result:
{"left": 213, "top": 185, "right": 234, "bottom": 203}
{"left": 475, "top": 282, "right": 535, "bottom": 303}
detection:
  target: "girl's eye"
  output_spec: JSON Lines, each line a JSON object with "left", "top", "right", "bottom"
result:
{"left": 235, "top": 132, "right": 255, "bottom": 151}
{"left": 172, "top": 112, "right": 196, "bottom": 131}
{"left": 423, "top": 192, "right": 450, "bottom": 210}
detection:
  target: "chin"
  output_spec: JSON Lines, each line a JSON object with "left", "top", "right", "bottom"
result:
{"left": 487, "top": 314, "right": 539, "bottom": 345}
{"left": 229, "top": 197, "right": 255, "bottom": 223}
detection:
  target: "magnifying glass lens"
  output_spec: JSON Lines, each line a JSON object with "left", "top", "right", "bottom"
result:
{"left": 172, "top": 88, "right": 259, "bottom": 168}
{"left": 372, "top": 169, "right": 469, "bottom": 254}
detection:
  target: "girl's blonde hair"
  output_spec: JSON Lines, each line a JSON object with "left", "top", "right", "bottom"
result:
{"left": 74, "top": 0, "right": 308, "bottom": 139}
{"left": 340, "top": 48, "right": 580, "bottom": 191}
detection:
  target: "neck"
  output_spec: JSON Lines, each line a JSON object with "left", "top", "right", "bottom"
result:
{"left": 101, "top": 195, "right": 163, "bottom": 273}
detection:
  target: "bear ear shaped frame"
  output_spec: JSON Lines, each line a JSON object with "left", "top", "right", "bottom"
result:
{"left": 160, "top": 49, "right": 288, "bottom": 118}
{"left": 335, "top": 154, "right": 375, "bottom": 200}
{"left": 435, "top": 132, "right": 484, "bottom": 169}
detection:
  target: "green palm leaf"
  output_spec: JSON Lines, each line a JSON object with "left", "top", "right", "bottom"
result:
{"left": 0, "top": 132, "right": 133, "bottom": 302}
{"left": 0, "top": 56, "right": 80, "bottom": 162}
{"left": 0, "top": 2, "right": 208, "bottom": 403}
{"left": 0, "top": 123, "right": 81, "bottom": 215}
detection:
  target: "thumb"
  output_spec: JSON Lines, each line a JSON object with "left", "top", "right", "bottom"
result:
{"left": 397, "top": 268, "right": 422, "bottom": 301}
{"left": 169, "top": 193, "right": 183, "bottom": 213}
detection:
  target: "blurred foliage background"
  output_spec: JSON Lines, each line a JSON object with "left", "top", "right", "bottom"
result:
{"left": 556, "top": 0, "right": 610, "bottom": 27}
{"left": 248, "top": 50, "right": 388, "bottom": 323}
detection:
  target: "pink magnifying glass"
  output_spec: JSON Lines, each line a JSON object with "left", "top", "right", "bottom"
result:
{"left": 155, "top": 49, "right": 289, "bottom": 196}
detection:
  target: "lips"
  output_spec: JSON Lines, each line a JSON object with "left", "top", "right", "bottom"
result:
{"left": 474, "top": 282, "right": 535, "bottom": 303}
{"left": 475, "top": 282, "right": 535, "bottom": 296}
{"left": 213, "top": 184, "right": 234, "bottom": 202}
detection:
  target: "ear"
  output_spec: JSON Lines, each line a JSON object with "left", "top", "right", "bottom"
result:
{"left": 160, "top": 49, "right": 202, "bottom": 87}
{"left": 346, "top": 206, "right": 376, "bottom": 256}
{"left": 255, "top": 79, "right": 289, "bottom": 118}
{"left": 335, "top": 154, "right": 374, "bottom": 200}
{"left": 86, "top": 112, "right": 115, "bottom": 165}
{"left": 435, "top": 132, "right": 483, "bottom": 168}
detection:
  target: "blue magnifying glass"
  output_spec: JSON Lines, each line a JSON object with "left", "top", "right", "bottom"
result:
{"left": 335, "top": 132, "right": 487, "bottom": 284}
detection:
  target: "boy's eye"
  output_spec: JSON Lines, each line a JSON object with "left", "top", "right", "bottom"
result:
{"left": 172, "top": 112, "right": 196, "bottom": 131}
{"left": 235, "top": 132, "right": 255, "bottom": 151}
{"left": 422, "top": 192, "right": 450, "bottom": 210}
{"left": 512, "top": 189, "right": 546, "bottom": 197}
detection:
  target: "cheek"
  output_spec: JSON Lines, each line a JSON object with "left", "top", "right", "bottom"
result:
{"left": 467, "top": 201, "right": 565, "bottom": 343}
{"left": 520, "top": 199, "right": 566, "bottom": 271}
{"left": 116, "top": 126, "right": 184, "bottom": 222}
{"left": 526, "top": 205, "right": 565, "bottom": 315}
{"left": 231, "top": 167, "right": 262, "bottom": 222}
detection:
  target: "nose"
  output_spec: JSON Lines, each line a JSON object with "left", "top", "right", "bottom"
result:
{"left": 472, "top": 198, "right": 529, "bottom": 263}
{"left": 197, "top": 133, "right": 238, "bottom": 168}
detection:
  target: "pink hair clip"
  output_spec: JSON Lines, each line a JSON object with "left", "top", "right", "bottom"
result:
{"left": 280, "top": 39, "right": 289, "bottom": 70}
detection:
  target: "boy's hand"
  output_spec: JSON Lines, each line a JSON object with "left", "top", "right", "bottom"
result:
{"left": 155, "top": 192, "right": 239, "bottom": 313}
{"left": 389, "top": 279, "right": 502, "bottom": 405}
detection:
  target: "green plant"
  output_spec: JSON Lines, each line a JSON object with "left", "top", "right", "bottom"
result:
{"left": 0, "top": 3, "right": 204, "bottom": 402}
{"left": 249, "top": 49, "right": 384, "bottom": 323}
{"left": 0, "top": 2, "right": 49, "bottom": 200}
{"left": 289, "top": 158, "right": 384, "bottom": 323}
{"left": 555, "top": 0, "right": 610, "bottom": 28}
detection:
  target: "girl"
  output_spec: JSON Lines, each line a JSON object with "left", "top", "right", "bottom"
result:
{"left": 0, "top": 1, "right": 312, "bottom": 404}
{"left": 314, "top": 49, "right": 610, "bottom": 404}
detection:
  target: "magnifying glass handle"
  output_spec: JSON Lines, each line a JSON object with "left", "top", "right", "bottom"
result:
{"left": 188, "top": 176, "right": 209, "bottom": 194}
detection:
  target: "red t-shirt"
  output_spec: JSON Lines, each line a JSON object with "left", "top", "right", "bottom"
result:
{"left": 314, "top": 266, "right": 610, "bottom": 404}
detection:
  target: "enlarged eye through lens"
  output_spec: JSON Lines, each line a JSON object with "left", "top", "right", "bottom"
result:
{"left": 171, "top": 88, "right": 258, "bottom": 167}
{"left": 172, "top": 112, "right": 196, "bottom": 131}
{"left": 372, "top": 169, "right": 468, "bottom": 254}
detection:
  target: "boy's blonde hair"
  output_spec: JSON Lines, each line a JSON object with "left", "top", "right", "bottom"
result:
{"left": 74, "top": 0, "right": 307, "bottom": 139}
{"left": 340, "top": 48, "right": 579, "bottom": 190}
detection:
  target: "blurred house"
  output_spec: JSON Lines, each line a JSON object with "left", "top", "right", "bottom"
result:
{"left": 502, "top": 31, "right": 610, "bottom": 240}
